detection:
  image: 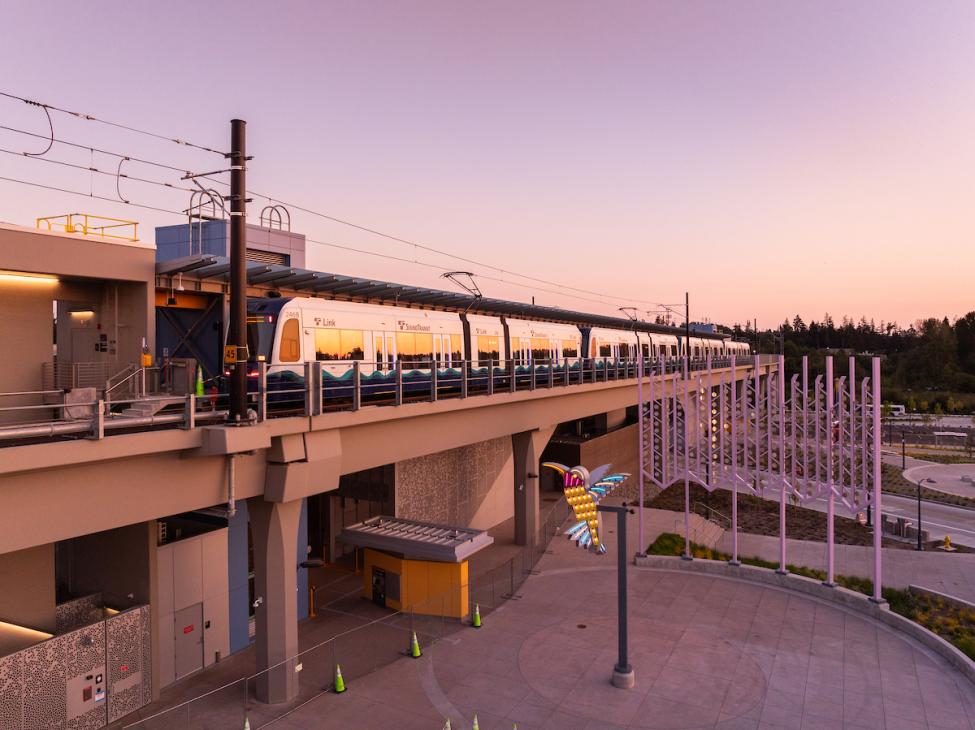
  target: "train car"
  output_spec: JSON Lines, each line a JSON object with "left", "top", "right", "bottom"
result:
{"left": 504, "top": 317, "right": 583, "bottom": 385}
{"left": 648, "top": 332, "right": 679, "bottom": 358}
{"left": 463, "top": 313, "right": 508, "bottom": 388}
{"left": 584, "top": 327, "right": 640, "bottom": 363}
{"left": 247, "top": 296, "right": 469, "bottom": 403}
{"left": 505, "top": 318, "right": 581, "bottom": 365}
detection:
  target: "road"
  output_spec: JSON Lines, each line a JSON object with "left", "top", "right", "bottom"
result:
{"left": 727, "top": 486, "right": 975, "bottom": 547}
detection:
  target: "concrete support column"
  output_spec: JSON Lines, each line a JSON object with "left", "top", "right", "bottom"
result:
{"left": 512, "top": 426, "right": 556, "bottom": 546}
{"left": 248, "top": 497, "right": 302, "bottom": 704}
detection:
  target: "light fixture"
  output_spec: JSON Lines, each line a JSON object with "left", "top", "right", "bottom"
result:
{"left": 0, "top": 271, "right": 58, "bottom": 284}
{"left": 70, "top": 309, "right": 95, "bottom": 317}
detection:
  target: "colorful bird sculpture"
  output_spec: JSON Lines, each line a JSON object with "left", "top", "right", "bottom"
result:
{"left": 542, "top": 462, "right": 630, "bottom": 554}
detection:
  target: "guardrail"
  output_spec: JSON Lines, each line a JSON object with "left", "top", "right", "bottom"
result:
{"left": 0, "top": 355, "right": 773, "bottom": 444}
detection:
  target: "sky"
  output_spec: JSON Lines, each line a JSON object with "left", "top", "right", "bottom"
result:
{"left": 1, "top": 1, "right": 973, "bottom": 329}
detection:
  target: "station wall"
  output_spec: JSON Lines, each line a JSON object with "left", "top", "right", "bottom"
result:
{"left": 394, "top": 436, "right": 514, "bottom": 530}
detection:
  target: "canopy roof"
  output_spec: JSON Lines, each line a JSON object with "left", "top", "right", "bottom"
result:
{"left": 157, "top": 254, "right": 727, "bottom": 339}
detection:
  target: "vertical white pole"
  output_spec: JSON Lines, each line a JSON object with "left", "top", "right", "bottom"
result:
{"left": 637, "top": 356, "right": 645, "bottom": 556}
{"left": 826, "top": 356, "right": 836, "bottom": 586}
{"left": 730, "top": 355, "right": 739, "bottom": 565}
{"left": 778, "top": 355, "right": 787, "bottom": 574}
{"left": 872, "top": 357, "right": 884, "bottom": 602}
{"left": 683, "top": 354, "right": 691, "bottom": 559}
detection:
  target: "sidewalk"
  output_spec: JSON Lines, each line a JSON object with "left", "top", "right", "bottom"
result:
{"left": 715, "top": 531, "right": 975, "bottom": 604}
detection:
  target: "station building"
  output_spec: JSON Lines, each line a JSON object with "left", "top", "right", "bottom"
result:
{"left": 0, "top": 213, "right": 712, "bottom": 729}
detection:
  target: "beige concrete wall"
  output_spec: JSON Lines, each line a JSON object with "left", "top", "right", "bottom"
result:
{"left": 0, "top": 544, "right": 56, "bottom": 632}
{"left": 395, "top": 436, "right": 514, "bottom": 529}
{"left": 579, "top": 423, "right": 641, "bottom": 500}
{"left": 0, "top": 284, "right": 55, "bottom": 418}
{"left": 65, "top": 523, "right": 153, "bottom": 606}
{"left": 0, "top": 223, "right": 156, "bottom": 375}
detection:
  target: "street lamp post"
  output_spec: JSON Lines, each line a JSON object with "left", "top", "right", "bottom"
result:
{"left": 902, "top": 435, "right": 906, "bottom": 470}
{"left": 916, "top": 478, "right": 934, "bottom": 551}
{"left": 597, "top": 503, "right": 634, "bottom": 689}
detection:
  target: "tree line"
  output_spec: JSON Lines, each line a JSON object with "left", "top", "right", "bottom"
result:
{"left": 719, "top": 312, "right": 975, "bottom": 413}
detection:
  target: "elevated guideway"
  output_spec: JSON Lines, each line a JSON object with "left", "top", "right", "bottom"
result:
{"left": 0, "top": 357, "right": 774, "bottom": 554}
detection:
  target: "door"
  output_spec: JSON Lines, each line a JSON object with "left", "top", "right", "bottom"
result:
{"left": 174, "top": 603, "right": 204, "bottom": 679}
{"left": 371, "top": 567, "right": 386, "bottom": 607}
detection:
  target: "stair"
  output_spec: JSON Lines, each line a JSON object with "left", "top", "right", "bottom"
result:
{"left": 121, "top": 399, "right": 168, "bottom": 418}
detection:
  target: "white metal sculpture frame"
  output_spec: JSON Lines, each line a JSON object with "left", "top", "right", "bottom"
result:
{"left": 638, "top": 354, "right": 884, "bottom": 602}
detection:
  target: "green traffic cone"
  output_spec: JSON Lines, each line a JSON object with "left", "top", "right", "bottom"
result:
{"left": 472, "top": 713, "right": 479, "bottom": 730}
{"left": 243, "top": 717, "right": 250, "bottom": 730}
{"left": 472, "top": 603, "right": 481, "bottom": 629}
{"left": 410, "top": 630, "right": 422, "bottom": 658}
{"left": 334, "top": 664, "right": 346, "bottom": 693}
{"left": 195, "top": 365, "right": 204, "bottom": 397}
{"left": 442, "top": 720, "right": 451, "bottom": 730}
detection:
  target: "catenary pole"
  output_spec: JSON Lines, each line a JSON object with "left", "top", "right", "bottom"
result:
{"left": 229, "top": 119, "right": 248, "bottom": 422}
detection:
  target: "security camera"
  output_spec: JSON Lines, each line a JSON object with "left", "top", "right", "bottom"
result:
{"left": 252, "top": 597, "right": 263, "bottom": 609}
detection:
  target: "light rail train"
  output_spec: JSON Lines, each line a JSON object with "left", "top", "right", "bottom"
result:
{"left": 238, "top": 296, "right": 750, "bottom": 404}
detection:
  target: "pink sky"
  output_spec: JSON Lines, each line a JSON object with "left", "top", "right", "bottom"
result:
{"left": 1, "top": 1, "right": 973, "bottom": 329}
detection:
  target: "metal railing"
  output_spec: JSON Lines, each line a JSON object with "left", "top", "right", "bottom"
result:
{"left": 41, "top": 360, "right": 116, "bottom": 391}
{"left": 0, "top": 355, "right": 773, "bottom": 445}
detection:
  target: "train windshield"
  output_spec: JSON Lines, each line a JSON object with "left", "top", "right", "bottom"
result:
{"left": 246, "top": 317, "right": 275, "bottom": 362}
{"left": 245, "top": 298, "right": 292, "bottom": 363}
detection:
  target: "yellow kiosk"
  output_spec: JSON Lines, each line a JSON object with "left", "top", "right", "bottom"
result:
{"left": 338, "top": 517, "right": 494, "bottom": 619}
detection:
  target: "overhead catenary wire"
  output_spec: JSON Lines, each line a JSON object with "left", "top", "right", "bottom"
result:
{"left": 0, "top": 90, "right": 226, "bottom": 156}
{"left": 0, "top": 148, "right": 197, "bottom": 194}
{"left": 0, "top": 124, "right": 204, "bottom": 175}
{"left": 0, "top": 174, "right": 188, "bottom": 218}
{"left": 0, "top": 92, "right": 676, "bottom": 312}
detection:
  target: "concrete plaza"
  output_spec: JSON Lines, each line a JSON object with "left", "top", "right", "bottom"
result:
{"left": 123, "top": 506, "right": 975, "bottom": 730}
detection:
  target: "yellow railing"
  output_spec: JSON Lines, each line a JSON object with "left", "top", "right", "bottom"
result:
{"left": 36, "top": 213, "right": 138, "bottom": 242}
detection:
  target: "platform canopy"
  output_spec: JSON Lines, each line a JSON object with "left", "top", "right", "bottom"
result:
{"left": 156, "top": 253, "right": 730, "bottom": 339}
{"left": 338, "top": 516, "right": 494, "bottom": 563}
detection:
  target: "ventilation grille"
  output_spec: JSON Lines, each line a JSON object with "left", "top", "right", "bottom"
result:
{"left": 246, "top": 248, "right": 289, "bottom": 266}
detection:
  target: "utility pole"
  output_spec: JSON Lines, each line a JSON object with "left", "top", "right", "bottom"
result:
{"left": 228, "top": 119, "right": 248, "bottom": 423}
{"left": 684, "top": 292, "right": 690, "bottom": 357}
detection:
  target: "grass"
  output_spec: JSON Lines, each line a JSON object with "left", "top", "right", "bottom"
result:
{"left": 647, "top": 483, "right": 902, "bottom": 547}
{"left": 647, "top": 532, "right": 975, "bottom": 660}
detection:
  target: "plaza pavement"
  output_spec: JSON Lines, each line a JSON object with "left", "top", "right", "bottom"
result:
{"left": 139, "top": 506, "right": 975, "bottom": 730}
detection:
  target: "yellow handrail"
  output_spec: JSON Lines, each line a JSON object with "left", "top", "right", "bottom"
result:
{"left": 36, "top": 213, "right": 138, "bottom": 242}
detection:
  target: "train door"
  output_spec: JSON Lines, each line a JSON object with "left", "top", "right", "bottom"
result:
{"left": 385, "top": 333, "right": 396, "bottom": 370}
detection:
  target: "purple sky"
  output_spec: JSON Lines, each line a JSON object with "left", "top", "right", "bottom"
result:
{"left": 1, "top": 1, "right": 973, "bottom": 328}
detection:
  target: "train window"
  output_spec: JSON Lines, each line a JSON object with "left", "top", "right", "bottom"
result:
{"left": 315, "top": 329, "right": 340, "bottom": 360}
{"left": 414, "top": 334, "right": 434, "bottom": 367}
{"left": 599, "top": 343, "right": 612, "bottom": 357}
{"left": 450, "top": 334, "right": 463, "bottom": 364}
{"left": 396, "top": 333, "right": 415, "bottom": 364}
{"left": 561, "top": 340, "right": 578, "bottom": 358}
{"left": 476, "top": 336, "right": 499, "bottom": 367}
{"left": 279, "top": 319, "right": 301, "bottom": 362}
{"left": 315, "top": 329, "right": 363, "bottom": 360}
{"left": 530, "top": 337, "right": 549, "bottom": 362}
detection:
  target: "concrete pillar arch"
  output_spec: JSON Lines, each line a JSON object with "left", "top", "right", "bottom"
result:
{"left": 248, "top": 496, "right": 302, "bottom": 704}
{"left": 512, "top": 426, "right": 556, "bottom": 546}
